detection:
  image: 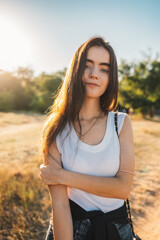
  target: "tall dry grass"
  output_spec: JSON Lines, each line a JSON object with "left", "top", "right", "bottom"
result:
{"left": 0, "top": 112, "right": 50, "bottom": 240}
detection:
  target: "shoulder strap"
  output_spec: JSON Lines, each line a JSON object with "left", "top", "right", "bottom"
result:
{"left": 114, "top": 111, "right": 136, "bottom": 238}
{"left": 114, "top": 112, "right": 118, "bottom": 136}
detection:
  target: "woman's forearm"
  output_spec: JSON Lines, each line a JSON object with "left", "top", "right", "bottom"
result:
{"left": 60, "top": 170, "right": 130, "bottom": 200}
{"left": 48, "top": 186, "right": 73, "bottom": 240}
{"left": 51, "top": 204, "right": 73, "bottom": 240}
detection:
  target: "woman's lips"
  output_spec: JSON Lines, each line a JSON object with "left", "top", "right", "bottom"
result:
{"left": 86, "top": 83, "right": 99, "bottom": 87}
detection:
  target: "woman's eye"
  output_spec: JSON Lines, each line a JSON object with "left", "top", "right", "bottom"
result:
{"left": 85, "top": 65, "right": 91, "bottom": 69}
{"left": 101, "top": 69, "right": 109, "bottom": 73}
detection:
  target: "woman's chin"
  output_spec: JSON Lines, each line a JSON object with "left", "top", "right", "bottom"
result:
{"left": 84, "top": 93, "right": 101, "bottom": 99}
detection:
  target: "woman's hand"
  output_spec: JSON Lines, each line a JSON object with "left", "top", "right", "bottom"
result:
{"left": 40, "top": 151, "right": 63, "bottom": 185}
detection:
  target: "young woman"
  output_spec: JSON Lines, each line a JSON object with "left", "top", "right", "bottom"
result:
{"left": 40, "top": 36, "right": 135, "bottom": 240}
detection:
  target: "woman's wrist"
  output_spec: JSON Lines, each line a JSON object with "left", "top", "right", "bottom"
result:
{"left": 59, "top": 168, "right": 68, "bottom": 185}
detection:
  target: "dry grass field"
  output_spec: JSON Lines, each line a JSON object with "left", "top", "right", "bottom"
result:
{"left": 0, "top": 111, "right": 160, "bottom": 240}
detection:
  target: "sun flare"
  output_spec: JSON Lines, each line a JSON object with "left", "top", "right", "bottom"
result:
{"left": 0, "top": 15, "right": 34, "bottom": 71}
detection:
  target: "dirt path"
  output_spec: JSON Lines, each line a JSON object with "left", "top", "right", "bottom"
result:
{"left": 130, "top": 119, "right": 160, "bottom": 240}
{"left": 135, "top": 193, "right": 160, "bottom": 240}
{"left": 0, "top": 120, "right": 44, "bottom": 170}
{"left": 0, "top": 121, "right": 43, "bottom": 136}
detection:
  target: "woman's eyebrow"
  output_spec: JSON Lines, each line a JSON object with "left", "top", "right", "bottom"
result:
{"left": 86, "top": 59, "right": 110, "bottom": 67}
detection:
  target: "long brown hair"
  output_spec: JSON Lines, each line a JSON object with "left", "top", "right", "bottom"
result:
{"left": 41, "top": 36, "right": 119, "bottom": 154}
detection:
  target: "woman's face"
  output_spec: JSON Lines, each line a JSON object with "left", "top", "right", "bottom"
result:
{"left": 82, "top": 46, "right": 110, "bottom": 99}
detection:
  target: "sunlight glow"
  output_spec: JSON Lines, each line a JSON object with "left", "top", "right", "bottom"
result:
{"left": 0, "top": 15, "right": 35, "bottom": 71}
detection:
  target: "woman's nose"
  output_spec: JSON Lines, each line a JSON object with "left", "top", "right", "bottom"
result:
{"left": 89, "top": 66, "right": 98, "bottom": 78}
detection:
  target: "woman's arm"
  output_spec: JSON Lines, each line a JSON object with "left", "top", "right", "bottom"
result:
{"left": 60, "top": 114, "right": 135, "bottom": 200}
{"left": 43, "top": 142, "right": 73, "bottom": 240}
{"left": 41, "top": 114, "right": 135, "bottom": 200}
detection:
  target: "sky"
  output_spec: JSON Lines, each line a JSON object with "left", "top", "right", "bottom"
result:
{"left": 0, "top": 0, "right": 160, "bottom": 77}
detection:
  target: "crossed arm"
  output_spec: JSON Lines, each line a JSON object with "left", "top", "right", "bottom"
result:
{"left": 41, "top": 114, "right": 135, "bottom": 200}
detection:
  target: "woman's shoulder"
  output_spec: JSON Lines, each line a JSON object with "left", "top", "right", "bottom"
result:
{"left": 117, "top": 111, "right": 127, "bottom": 117}
{"left": 117, "top": 111, "right": 131, "bottom": 124}
{"left": 117, "top": 112, "right": 133, "bottom": 137}
{"left": 110, "top": 111, "right": 129, "bottom": 135}
{"left": 109, "top": 110, "right": 128, "bottom": 119}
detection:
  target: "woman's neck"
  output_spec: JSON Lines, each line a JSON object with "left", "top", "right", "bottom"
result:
{"left": 78, "top": 98, "right": 102, "bottom": 121}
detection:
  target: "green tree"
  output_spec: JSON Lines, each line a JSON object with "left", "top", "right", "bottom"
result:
{"left": 15, "top": 67, "right": 36, "bottom": 110}
{"left": 0, "top": 71, "right": 25, "bottom": 111}
{"left": 31, "top": 69, "right": 65, "bottom": 113}
{"left": 119, "top": 56, "right": 160, "bottom": 117}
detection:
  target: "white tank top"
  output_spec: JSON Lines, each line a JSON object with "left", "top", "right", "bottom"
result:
{"left": 56, "top": 111, "right": 127, "bottom": 213}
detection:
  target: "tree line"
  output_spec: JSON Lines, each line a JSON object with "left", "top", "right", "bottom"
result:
{"left": 118, "top": 54, "right": 160, "bottom": 117}
{"left": 0, "top": 68, "right": 66, "bottom": 113}
{"left": 0, "top": 54, "right": 160, "bottom": 117}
